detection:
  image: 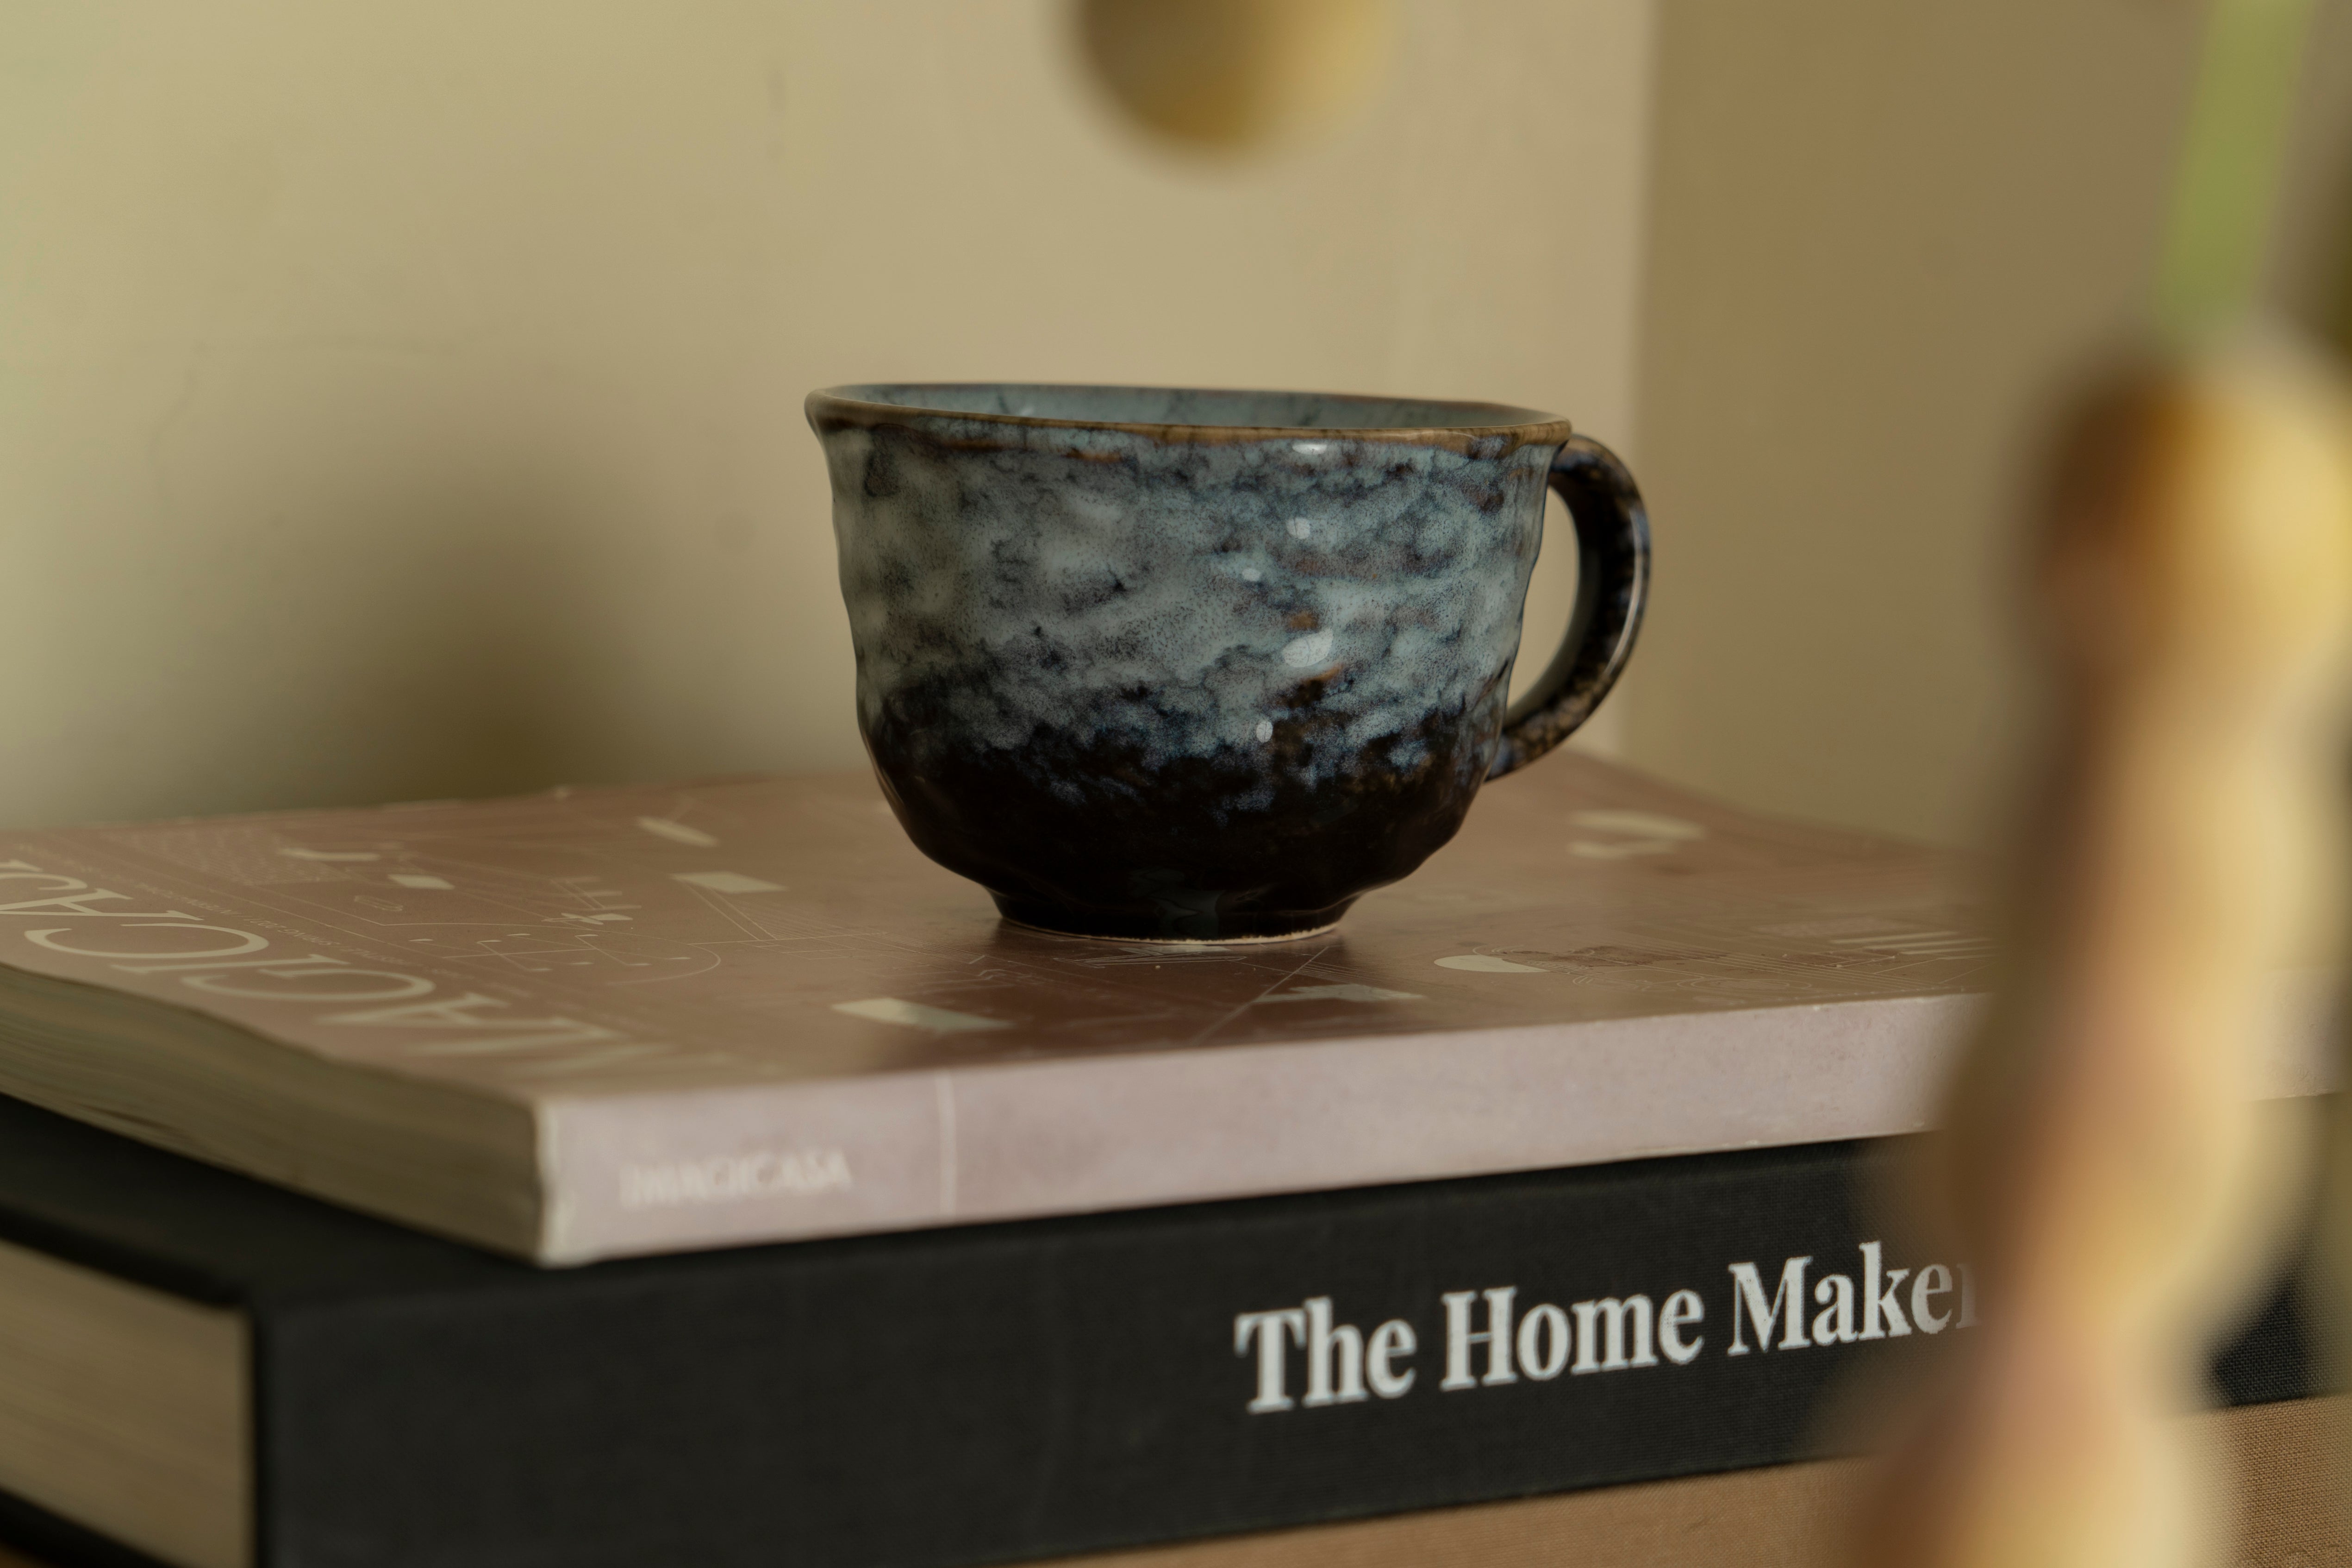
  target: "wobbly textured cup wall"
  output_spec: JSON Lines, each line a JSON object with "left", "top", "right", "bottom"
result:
{"left": 812, "top": 386, "right": 1585, "bottom": 941}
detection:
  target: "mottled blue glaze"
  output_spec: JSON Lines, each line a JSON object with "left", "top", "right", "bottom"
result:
{"left": 808, "top": 384, "right": 1647, "bottom": 941}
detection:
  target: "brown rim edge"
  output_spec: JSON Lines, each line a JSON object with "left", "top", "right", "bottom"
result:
{"left": 806, "top": 383, "right": 1574, "bottom": 454}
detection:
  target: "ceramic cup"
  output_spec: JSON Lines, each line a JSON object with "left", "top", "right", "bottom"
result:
{"left": 807, "top": 384, "right": 1648, "bottom": 942}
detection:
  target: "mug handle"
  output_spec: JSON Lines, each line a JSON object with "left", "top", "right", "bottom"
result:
{"left": 1485, "top": 434, "right": 1652, "bottom": 779}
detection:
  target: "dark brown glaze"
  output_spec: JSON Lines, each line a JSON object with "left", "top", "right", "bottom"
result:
{"left": 867, "top": 682, "right": 1507, "bottom": 941}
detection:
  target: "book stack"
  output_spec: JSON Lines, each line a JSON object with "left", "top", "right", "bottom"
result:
{"left": 0, "top": 755, "right": 2333, "bottom": 1567}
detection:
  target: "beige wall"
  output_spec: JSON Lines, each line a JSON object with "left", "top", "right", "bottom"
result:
{"left": 17, "top": 0, "right": 2343, "bottom": 849}
{"left": 0, "top": 0, "right": 1654, "bottom": 829}
{"left": 1622, "top": 0, "right": 2213, "bottom": 848}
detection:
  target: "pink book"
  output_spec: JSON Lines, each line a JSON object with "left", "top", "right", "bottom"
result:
{"left": 0, "top": 756, "right": 2088, "bottom": 1264}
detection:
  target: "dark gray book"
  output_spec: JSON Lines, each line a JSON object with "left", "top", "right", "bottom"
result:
{"left": 0, "top": 1095, "right": 2315, "bottom": 1568}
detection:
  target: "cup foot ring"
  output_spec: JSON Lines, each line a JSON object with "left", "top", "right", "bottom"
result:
{"left": 992, "top": 899, "right": 1347, "bottom": 945}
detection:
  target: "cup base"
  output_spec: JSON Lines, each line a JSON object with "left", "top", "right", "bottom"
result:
{"left": 992, "top": 898, "right": 1347, "bottom": 945}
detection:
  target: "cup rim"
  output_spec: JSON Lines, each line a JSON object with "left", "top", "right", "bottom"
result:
{"left": 806, "top": 382, "right": 1573, "bottom": 451}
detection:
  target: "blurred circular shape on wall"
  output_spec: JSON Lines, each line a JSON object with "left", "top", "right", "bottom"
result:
{"left": 1076, "top": 0, "right": 1397, "bottom": 152}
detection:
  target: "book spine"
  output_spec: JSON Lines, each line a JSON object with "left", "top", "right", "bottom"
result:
{"left": 258, "top": 1138, "right": 2315, "bottom": 1568}
{"left": 538, "top": 993, "right": 1987, "bottom": 1262}
{"left": 540, "top": 1074, "right": 952, "bottom": 1261}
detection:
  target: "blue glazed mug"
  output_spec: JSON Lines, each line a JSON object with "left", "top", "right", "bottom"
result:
{"left": 807, "top": 385, "right": 1648, "bottom": 942}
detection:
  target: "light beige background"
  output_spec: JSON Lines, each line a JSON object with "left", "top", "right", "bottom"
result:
{"left": 1633, "top": 0, "right": 2352, "bottom": 847}
{"left": 2, "top": 0, "right": 2347, "bottom": 845}
{"left": 1628, "top": 0, "right": 2212, "bottom": 845}
{"left": 0, "top": 0, "right": 1649, "bottom": 829}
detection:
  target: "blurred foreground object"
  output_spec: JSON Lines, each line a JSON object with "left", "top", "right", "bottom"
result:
{"left": 1076, "top": 0, "right": 1395, "bottom": 150}
{"left": 2153, "top": 0, "right": 2318, "bottom": 343}
{"left": 1846, "top": 347, "right": 2352, "bottom": 1565}
{"left": 1847, "top": 0, "right": 2352, "bottom": 1556}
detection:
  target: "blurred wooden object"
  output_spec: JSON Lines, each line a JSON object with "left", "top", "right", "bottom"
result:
{"left": 1847, "top": 0, "right": 2352, "bottom": 1556}
{"left": 1075, "top": 0, "right": 1395, "bottom": 150}
{"left": 1846, "top": 347, "right": 2352, "bottom": 1568}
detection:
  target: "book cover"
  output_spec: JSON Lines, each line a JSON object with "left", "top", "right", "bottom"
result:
{"left": 0, "top": 756, "right": 2056, "bottom": 1262}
